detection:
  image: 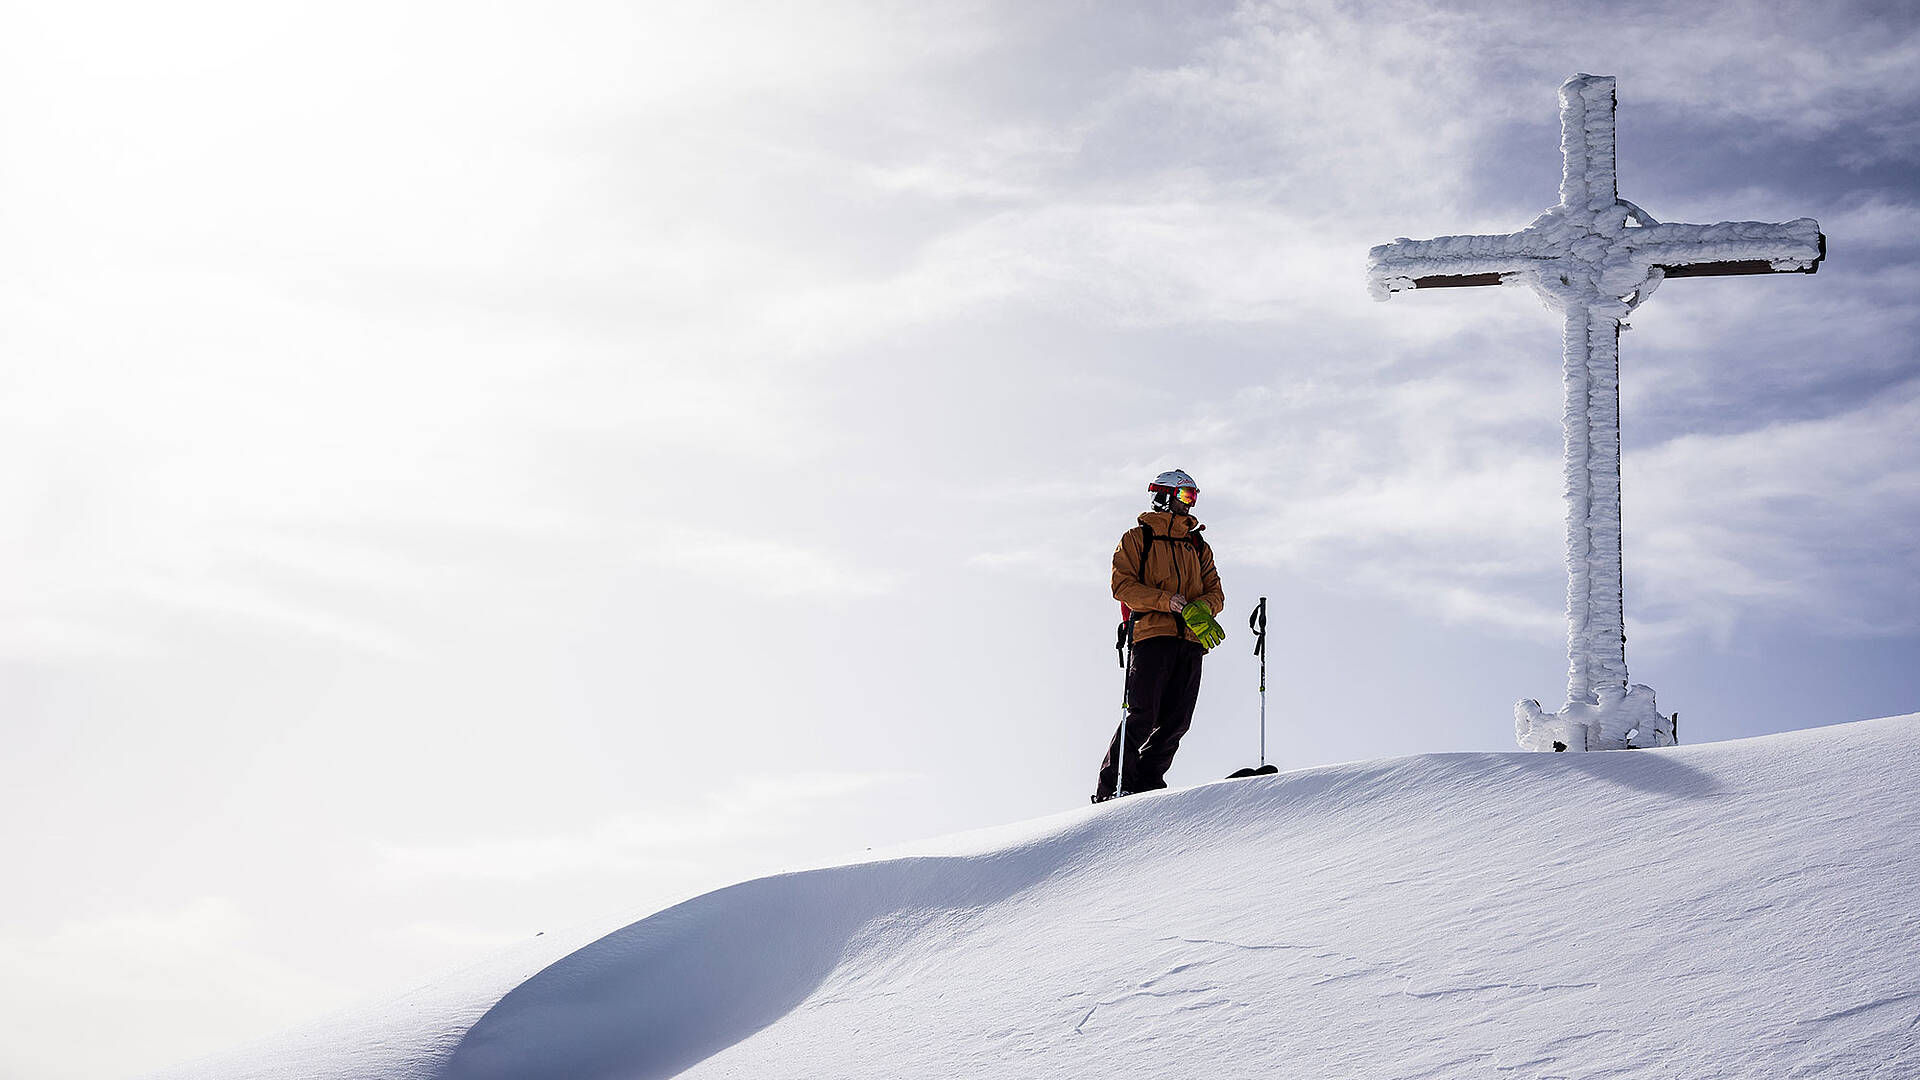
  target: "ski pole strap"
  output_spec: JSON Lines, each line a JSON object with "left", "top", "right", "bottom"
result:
{"left": 1249, "top": 596, "right": 1267, "bottom": 659}
{"left": 1115, "top": 615, "right": 1136, "bottom": 666}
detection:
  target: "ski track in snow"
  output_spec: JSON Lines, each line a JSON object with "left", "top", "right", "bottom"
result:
{"left": 147, "top": 714, "right": 1920, "bottom": 1080}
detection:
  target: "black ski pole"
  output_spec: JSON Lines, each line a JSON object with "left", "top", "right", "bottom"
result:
{"left": 1115, "top": 615, "right": 1135, "bottom": 797}
{"left": 1227, "top": 599, "right": 1276, "bottom": 779}
{"left": 1250, "top": 597, "right": 1268, "bottom": 768}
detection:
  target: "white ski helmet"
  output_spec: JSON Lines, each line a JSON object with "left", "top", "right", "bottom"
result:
{"left": 1148, "top": 468, "right": 1199, "bottom": 512}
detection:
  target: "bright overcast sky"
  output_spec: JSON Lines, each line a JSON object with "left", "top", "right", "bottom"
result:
{"left": 3, "top": 1, "right": 1917, "bottom": 1077}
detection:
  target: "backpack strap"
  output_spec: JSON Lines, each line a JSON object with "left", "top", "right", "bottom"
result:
{"left": 1138, "top": 521, "right": 1206, "bottom": 563}
{"left": 1136, "top": 520, "right": 1209, "bottom": 643}
{"left": 1136, "top": 522, "right": 1170, "bottom": 638}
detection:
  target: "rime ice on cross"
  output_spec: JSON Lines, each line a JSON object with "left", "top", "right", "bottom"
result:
{"left": 1367, "top": 74, "right": 1824, "bottom": 752}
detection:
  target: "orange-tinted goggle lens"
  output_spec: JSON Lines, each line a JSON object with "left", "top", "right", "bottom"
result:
{"left": 1177, "top": 488, "right": 1198, "bottom": 505}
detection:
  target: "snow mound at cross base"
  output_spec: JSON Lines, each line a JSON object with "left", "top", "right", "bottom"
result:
{"left": 435, "top": 715, "right": 1920, "bottom": 1080}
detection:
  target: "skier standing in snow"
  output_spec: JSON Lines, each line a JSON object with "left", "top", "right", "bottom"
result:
{"left": 1094, "top": 469, "right": 1226, "bottom": 803}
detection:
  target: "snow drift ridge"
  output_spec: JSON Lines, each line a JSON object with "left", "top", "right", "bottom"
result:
{"left": 441, "top": 716, "right": 1920, "bottom": 1079}
{"left": 159, "top": 716, "right": 1920, "bottom": 1080}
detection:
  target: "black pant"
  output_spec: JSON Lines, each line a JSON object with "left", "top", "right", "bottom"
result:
{"left": 1096, "top": 636, "right": 1204, "bottom": 798}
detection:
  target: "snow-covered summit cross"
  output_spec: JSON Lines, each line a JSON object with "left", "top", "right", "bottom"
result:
{"left": 1367, "top": 75, "right": 1824, "bottom": 752}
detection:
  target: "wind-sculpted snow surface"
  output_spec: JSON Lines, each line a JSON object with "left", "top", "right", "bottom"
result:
{"left": 436, "top": 848, "right": 1060, "bottom": 1080}
{"left": 152, "top": 716, "right": 1920, "bottom": 1080}
{"left": 439, "top": 716, "right": 1918, "bottom": 1080}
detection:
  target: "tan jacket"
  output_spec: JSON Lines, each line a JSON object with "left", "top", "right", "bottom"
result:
{"left": 1112, "top": 512, "right": 1225, "bottom": 646}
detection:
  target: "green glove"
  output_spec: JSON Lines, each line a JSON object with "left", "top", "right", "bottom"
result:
{"left": 1181, "top": 601, "right": 1226, "bottom": 649}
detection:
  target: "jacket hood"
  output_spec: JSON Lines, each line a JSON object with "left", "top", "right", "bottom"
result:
{"left": 1136, "top": 510, "right": 1200, "bottom": 537}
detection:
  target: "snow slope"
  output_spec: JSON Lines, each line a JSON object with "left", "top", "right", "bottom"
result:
{"left": 154, "top": 715, "right": 1920, "bottom": 1079}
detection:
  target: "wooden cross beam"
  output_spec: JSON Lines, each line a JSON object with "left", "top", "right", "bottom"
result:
{"left": 1366, "top": 75, "right": 1826, "bottom": 752}
{"left": 1402, "top": 238, "right": 1825, "bottom": 289}
{"left": 1372, "top": 77, "right": 1823, "bottom": 303}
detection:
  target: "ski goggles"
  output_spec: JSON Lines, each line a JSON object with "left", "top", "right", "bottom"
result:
{"left": 1153, "top": 485, "right": 1200, "bottom": 505}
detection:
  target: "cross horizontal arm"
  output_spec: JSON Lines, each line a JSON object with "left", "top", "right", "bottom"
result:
{"left": 1623, "top": 218, "right": 1824, "bottom": 275}
{"left": 1367, "top": 231, "right": 1544, "bottom": 299}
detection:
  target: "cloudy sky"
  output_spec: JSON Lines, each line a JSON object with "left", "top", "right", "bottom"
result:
{"left": 3, "top": 1, "right": 1916, "bottom": 1076}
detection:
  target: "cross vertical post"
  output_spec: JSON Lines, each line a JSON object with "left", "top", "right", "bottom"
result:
{"left": 1562, "top": 307, "right": 1626, "bottom": 708}
{"left": 1366, "top": 75, "right": 1825, "bottom": 751}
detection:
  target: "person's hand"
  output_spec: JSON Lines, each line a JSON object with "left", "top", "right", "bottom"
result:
{"left": 1169, "top": 594, "right": 1188, "bottom": 612}
{"left": 1181, "top": 601, "right": 1227, "bottom": 649}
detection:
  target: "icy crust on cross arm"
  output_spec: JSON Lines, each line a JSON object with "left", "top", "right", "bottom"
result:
{"left": 1622, "top": 218, "right": 1823, "bottom": 269}
{"left": 1367, "top": 72, "right": 1820, "bottom": 305}
{"left": 1365, "top": 216, "right": 1823, "bottom": 302}
{"left": 1364, "top": 233, "right": 1544, "bottom": 299}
